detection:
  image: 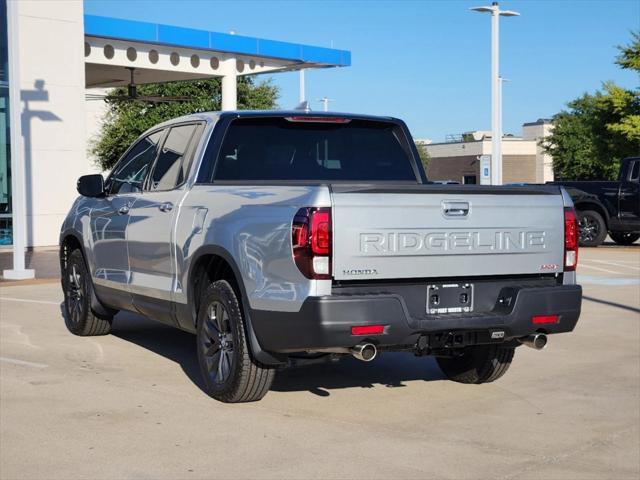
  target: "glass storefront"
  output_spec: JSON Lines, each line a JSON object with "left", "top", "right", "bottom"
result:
{"left": 0, "top": 0, "right": 12, "bottom": 245}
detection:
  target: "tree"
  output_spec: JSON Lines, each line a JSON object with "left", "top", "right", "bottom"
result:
{"left": 616, "top": 31, "right": 640, "bottom": 71}
{"left": 544, "top": 32, "right": 640, "bottom": 180}
{"left": 91, "top": 76, "right": 279, "bottom": 170}
{"left": 415, "top": 142, "right": 431, "bottom": 171}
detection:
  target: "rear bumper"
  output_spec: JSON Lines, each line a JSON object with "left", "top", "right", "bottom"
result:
{"left": 250, "top": 284, "right": 582, "bottom": 353}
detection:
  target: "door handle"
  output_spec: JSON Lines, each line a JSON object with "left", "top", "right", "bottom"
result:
{"left": 442, "top": 201, "right": 470, "bottom": 217}
{"left": 159, "top": 202, "right": 174, "bottom": 212}
{"left": 118, "top": 205, "right": 130, "bottom": 215}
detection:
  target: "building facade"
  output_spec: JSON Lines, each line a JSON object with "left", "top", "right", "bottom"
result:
{"left": 425, "top": 119, "right": 554, "bottom": 185}
{"left": 2, "top": 0, "right": 350, "bottom": 253}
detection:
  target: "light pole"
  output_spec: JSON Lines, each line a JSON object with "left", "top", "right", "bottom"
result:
{"left": 318, "top": 97, "right": 334, "bottom": 112}
{"left": 498, "top": 76, "right": 509, "bottom": 180}
{"left": 470, "top": 2, "right": 519, "bottom": 185}
{"left": 3, "top": 0, "right": 35, "bottom": 279}
{"left": 299, "top": 69, "right": 305, "bottom": 103}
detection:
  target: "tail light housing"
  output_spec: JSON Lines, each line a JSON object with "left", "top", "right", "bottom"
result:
{"left": 532, "top": 314, "right": 559, "bottom": 325}
{"left": 564, "top": 207, "right": 578, "bottom": 271}
{"left": 351, "top": 325, "right": 385, "bottom": 336}
{"left": 292, "top": 207, "right": 332, "bottom": 279}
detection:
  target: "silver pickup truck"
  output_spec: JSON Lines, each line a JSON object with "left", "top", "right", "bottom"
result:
{"left": 60, "top": 111, "right": 582, "bottom": 403}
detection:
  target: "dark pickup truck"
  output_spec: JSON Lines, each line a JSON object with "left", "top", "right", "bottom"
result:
{"left": 553, "top": 157, "right": 640, "bottom": 247}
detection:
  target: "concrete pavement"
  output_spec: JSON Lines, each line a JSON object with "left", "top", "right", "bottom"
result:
{"left": 1, "top": 246, "right": 638, "bottom": 479}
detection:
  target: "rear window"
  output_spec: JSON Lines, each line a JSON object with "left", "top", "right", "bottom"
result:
{"left": 212, "top": 117, "right": 418, "bottom": 182}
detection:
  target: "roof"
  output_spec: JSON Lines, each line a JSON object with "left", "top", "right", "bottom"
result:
{"left": 218, "top": 110, "right": 394, "bottom": 121}
{"left": 523, "top": 118, "right": 552, "bottom": 127}
{"left": 84, "top": 15, "right": 351, "bottom": 67}
{"left": 144, "top": 110, "right": 397, "bottom": 133}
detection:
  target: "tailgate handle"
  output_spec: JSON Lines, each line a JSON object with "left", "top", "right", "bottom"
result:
{"left": 442, "top": 201, "right": 469, "bottom": 217}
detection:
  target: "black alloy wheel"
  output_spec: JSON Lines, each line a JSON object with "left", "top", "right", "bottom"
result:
{"left": 577, "top": 210, "right": 607, "bottom": 247}
{"left": 63, "top": 249, "right": 112, "bottom": 336}
{"left": 437, "top": 344, "right": 515, "bottom": 384}
{"left": 609, "top": 231, "right": 640, "bottom": 246}
{"left": 200, "top": 300, "right": 235, "bottom": 385}
{"left": 196, "top": 280, "right": 275, "bottom": 402}
{"left": 66, "top": 262, "right": 85, "bottom": 325}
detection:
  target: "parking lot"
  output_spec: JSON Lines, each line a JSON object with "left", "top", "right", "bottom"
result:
{"left": 1, "top": 246, "right": 638, "bottom": 480}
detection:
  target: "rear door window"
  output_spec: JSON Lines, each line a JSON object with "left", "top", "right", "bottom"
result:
{"left": 148, "top": 123, "right": 202, "bottom": 191}
{"left": 213, "top": 117, "right": 418, "bottom": 182}
{"left": 628, "top": 160, "right": 639, "bottom": 182}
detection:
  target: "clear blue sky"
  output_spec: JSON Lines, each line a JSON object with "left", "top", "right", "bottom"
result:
{"left": 84, "top": 0, "right": 639, "bottom": 142}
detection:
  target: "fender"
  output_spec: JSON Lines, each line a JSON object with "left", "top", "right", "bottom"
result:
{"left": 186, "top": 244, "right": 286, "bottom": 366}
{"left": 572, "top": 198, "right": 611, "bottom": 229}
{"left": 562, "top": 187, "right": 613, "bottom": 224}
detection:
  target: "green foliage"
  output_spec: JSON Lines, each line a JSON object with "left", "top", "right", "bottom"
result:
{"left": 606, "top": 82, "right": 640, "bottom": 142}
{"left": 461, "top": 133, "right": 476, "bottom": 142}
{"left": 544, "top": 88, "right": 637, "bottom": 180}
{"left": 544, "top": 32, "right": 640, "bottom": 180}
{"left": 91, "top": 77, "right": 279, "bottom": 170}
{"left": 610, "top": 31, "right": 640, "bottom": 144}
{"left": 415, "top": 142, "right": 431, "bottom": 171}
{"left": 616, "top": 31, "right": 640, "bottom": 72}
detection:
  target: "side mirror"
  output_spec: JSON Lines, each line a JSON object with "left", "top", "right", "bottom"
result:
{"left": 77, "top": 174, "right": 105, "bottom": 197}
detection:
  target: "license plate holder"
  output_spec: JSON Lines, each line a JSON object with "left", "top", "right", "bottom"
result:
{"left": 427, "top": 283, "right": 474, "bottom": 314}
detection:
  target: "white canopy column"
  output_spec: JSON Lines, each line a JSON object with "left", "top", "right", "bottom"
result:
{"left": 220, "top": 57, "right": 237, "bottom": 111}
{"left": 3, "top": 0, "right": 35, "bottom": 279}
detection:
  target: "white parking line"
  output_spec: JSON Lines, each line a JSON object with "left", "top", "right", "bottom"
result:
{"left": 586, "top": 259, "right": 640, "bottom": 271}
{"left": 0, "top": 297, "right": 60, "bottom": 306}
{"left": 0, "top": 357, "right": 49, "bottom": 369}
{"left": 578, "top": 263, "right": 625, "bottom": 275}
{"left": 609, "top": 259, "right": 640, "bottom": 265}
{"left": 577, "top": 275, "right": 640, "bottom": 286}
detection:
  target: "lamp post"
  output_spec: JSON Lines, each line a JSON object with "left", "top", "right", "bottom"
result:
{"left": 3, "top": 0, "right": 35, "bottom": 280}
{"left": 318, "top": 97, "right": 334, "bottom": 112}
{"left": 299, "top": 69, "right": 305, "bottom": 103}
{"left": 470, "top": 2, "right": 519, "bottom": 185}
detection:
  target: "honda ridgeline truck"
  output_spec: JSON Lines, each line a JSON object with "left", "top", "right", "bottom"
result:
{"left": 60, "top": 111, "right": 582, "bottom": 403}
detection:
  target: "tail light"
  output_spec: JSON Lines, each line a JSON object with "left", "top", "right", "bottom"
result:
{"left": 351, "top": 325, "right": 385, "bottom": 336}
{"left": 292, "top": 207, "right": 332, "bottom": 279}
{"left": 564, "top": 207, "right": 578, "bottom": 271}
{"left": 532, "top": 314, "right": 559, "bottom": 325}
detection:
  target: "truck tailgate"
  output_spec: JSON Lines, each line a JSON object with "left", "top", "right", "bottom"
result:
{"left": 331, "top": 187, "right": 565, "bottom": 281}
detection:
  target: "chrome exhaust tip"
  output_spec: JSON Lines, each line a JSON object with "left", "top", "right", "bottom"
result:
{"left": 518, "top": 334, "right": 548, "bottom": 350}
{"left": 350, "top": 343, "right": 377, "bottom": 362}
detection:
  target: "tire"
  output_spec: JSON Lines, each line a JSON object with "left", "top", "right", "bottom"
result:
{"left": 63, "top": 249, "right": 112, "bottom": 336}
{"left": 577, "top": 210, "right": 607, "bottom": 247}
{"left": 437, "top": 344, "right": 515, "bottom": 384}
{"left": 196, "top": 280, "right": 275, "bottom": 403}
{"left": 609, "top": 231, "right": 640, "bottom": 246}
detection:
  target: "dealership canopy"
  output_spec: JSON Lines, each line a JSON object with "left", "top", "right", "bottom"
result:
{"left": 2, "top": 4, "right": 353, "bottom": 280}
{"left": 83, "top": 15, "right": 351, "bottom": 110}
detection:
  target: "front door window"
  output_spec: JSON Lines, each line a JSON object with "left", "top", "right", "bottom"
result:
{"left": 107, "top": 130, "right": 163, "bottom": 195}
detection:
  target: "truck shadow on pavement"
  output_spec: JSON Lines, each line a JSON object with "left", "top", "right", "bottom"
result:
{"left": 109, "top": 312, "right": 445, "bottom": 398}
{"left": 271, "top": 355, "right": 445, "bottom": 397}
{"left": 110, "top": 313, "right": 206, "bottom": 390}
